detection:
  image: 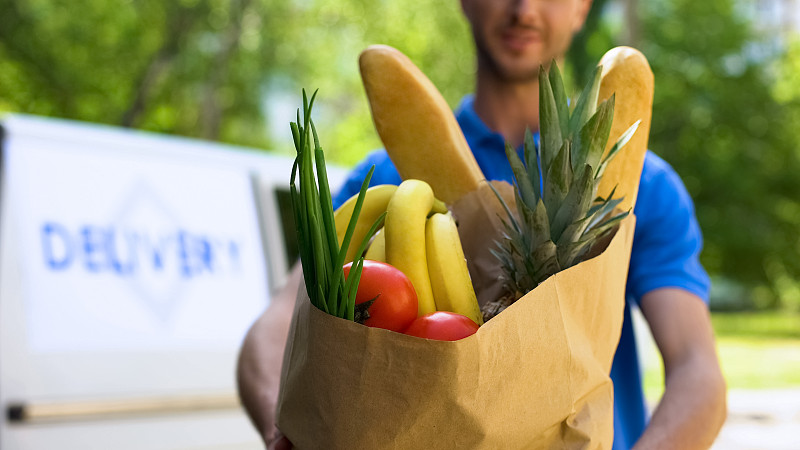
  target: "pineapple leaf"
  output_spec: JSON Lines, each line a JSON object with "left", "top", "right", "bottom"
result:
{"left": 581, "top": 210, "right": 629, "bottom": 243}
{"left": 498, "top": 219, "right": 525, "bottom": 248}
{"left": 516, "top": 195, "right": 552, "bottom": 250}
{"left": 530, "top": 197, "right": 553, "bottom": 250}
{"left": 548, "top": 61, "right": 570, "bottom": 138}
{"left": 586, "top": 201, "right": 605, "bottom": 218}
{"left": 596, "top": 120, "right": 640, "bottom": 179}
{"left": 587, "top": 185, "right": 619, "bottom": 217}
{"left": 540, "top": 63, "right": 563, "bottom": 173}
{"left": 557, "top": 215, "right": 592, "bottom": 250}
{"left": 510, "top": 249, "right": 535, "bottom": 282}
{"left": 506, "top": 233, "right": 526, "bottom": 259}
{"left": 532, "top": 240, "right": 560, "bottom": 277}
{"left": 574, "top": 94, "right": 615, "bottom": 175}
{"left": 587, "top": 192, "right": 624, "bottom": 230}
{"left": 487, "top": 181, "right": 522, "bottom": 234}
{"left": 544, "top": 139, "right": 572, "bottom": 223}
{"left": 497, "top": 217, "right": 515, "bottom": 239}
{"left": 550, "top": 164, "right": 594, "bottom": 242}
{"left": 556, "top": 237, "right": 593, "bottom": 268}
{"left": 568, "top": 65, "right": 602, "bottom": 139}
{"left": 505, "top": 141, "right": 539, "bottom": 208}
{"left": 559, "top": 210, "right": 628, "bottom": 267}
{"left": 523, "top": 128, "right": 542, "bottom": 198}
{"left": 490, "top": 247, "right": 515, "bottom": 273}
{"left": 594, "top": 208, "right": 630, "bottom": 231}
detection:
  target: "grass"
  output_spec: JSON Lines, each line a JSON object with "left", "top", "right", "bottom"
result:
{"left": 641, "top": 311, "right": 800, "bottom": 403}
{"left": 711, "top": 311, "right": 800, "bottom": 339}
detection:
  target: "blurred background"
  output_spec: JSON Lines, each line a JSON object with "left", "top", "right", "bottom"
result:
{"left": 1, "top": 0, "right": 799, "bottom": 448}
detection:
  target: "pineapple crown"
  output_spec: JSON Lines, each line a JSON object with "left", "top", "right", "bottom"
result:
{"left": 490, "top": 61, "right": 640, "bottom": 298}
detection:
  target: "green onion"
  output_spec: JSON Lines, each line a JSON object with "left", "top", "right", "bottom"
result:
{"left": 289, "top": 89, "right": 380, "bottom": 320}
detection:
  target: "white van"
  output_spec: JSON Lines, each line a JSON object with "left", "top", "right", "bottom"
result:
{"left": 0, "top": 114, "right": 346, "bottom": 449}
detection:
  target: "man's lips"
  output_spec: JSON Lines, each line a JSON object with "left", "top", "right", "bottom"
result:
{"left": 501, "top": 28, "right": 543, "bottom": 52}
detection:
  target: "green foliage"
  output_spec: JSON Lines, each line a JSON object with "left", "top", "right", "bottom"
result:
{"left": 3, "top": 0, "right": 799, "bottom": 312}
{"left": 644, "top": 312, "right": 800, "bottom": 400}
{"left": 637, "top": 0, "right": 800, "bottom": 311}
{"left": 277, "top": 0, "right": 473, "bottom": 166}
{"left": 0, "top": 0, "right": 275, "bottom": 147}
{"left": 712, "top": 311, "right": 800, "bottom": 340}
{"left": 0, "top": 0, "right": 473, "bottom": 163}
{"left": 568, "top": 0, "right": 800, "bottom": 311}
{"left": 566, "top": 0, "right": 613, "bottom": 87}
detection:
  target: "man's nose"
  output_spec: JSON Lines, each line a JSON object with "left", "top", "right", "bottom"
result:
{"left": 512, "top": 0, "right": 541, "bottom": 26}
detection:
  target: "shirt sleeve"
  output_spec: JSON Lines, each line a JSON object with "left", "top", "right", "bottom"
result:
{"left": 331, "top": 149, "right": 402, "bottom": 210}
{"left": 626, "top": 153, "right": 711, "bottom": 305}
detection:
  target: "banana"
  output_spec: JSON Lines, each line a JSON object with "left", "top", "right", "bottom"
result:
{"left": 385, "top": 179, "right": 437, "bottom": 316}
{"left": 425, "top": 213, "right": 483, "bottom": 325}
{"left": 364, "top": 228, "right": 386, "bottom": 262}
{"left": 334, "top": 184, "right": 397, "bottom": 263}
{"left": 596, "top": 47, "right": 654, "bottom": 211}
{"left": 359, "top": 45, "right": 484, "bottom": 205}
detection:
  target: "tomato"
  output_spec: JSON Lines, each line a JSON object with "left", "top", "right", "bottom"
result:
{"left": 343, "top": 260, "right": 418, "bottom": 332}
{"left": 403, "top": 312, "right": 479, "bottom": 341}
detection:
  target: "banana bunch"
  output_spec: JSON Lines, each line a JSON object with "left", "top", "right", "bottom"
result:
{"left": 334, "top": 184, "right": 398, "bottom": 264}
{"left": 334, "top": 180, "right": 483, "bottom": 325}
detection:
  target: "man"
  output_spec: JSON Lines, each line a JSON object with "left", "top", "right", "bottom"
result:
{"left": 237, "top": 1, "right": 727, "bottom": 449}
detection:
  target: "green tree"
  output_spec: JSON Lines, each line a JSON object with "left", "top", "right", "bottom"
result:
{"left": 637, "top": 0, "right": 800, "bottom": 310}
{"left": 4, "top": 0, "right": 798, "bottom": 311}
{"left": 567, "top": 0, "right": 613, "bottom": 86}
{"left": 0, "top": 0, "right": 472, "bottom": 163}
{"left": 566, "top": 0, "right": 800, "bottom": 311}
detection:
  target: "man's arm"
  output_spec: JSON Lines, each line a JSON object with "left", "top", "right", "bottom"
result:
{"left": 236, "top": 264, "right": 301, "bottom": 447}
{"left": 634, "top": 287, "right": 727, "bottom": 450}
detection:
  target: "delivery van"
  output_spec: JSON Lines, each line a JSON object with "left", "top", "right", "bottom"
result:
{"left": 0, "top": 114, "right": 346, "bottom": 449}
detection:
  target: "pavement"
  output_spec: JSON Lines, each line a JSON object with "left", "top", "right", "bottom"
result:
{"left": 711, "top": 389, "right": 800, "bottom": 450}
{"left": 632, "top": 309, "right": 800, "bottom": 449}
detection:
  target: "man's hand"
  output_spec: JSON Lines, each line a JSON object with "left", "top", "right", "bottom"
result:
{"left": 237, "top": 264, "right": 301, "bottom": 446}
{"left": 267, "top": 432, "right": 293, "bottom": 450}
{"left": 634, "top": 288, "right": 727, "bottom": 449}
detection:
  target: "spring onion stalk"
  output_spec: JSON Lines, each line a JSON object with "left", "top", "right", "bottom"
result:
{"left": 289, "top": 89, "right": 379, "bottom": 319}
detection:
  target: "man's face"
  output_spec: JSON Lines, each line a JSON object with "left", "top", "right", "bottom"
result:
{"left": 461, "top": 0, "right": 592, "bottom": 82}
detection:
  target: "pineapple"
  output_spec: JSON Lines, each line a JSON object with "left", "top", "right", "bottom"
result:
{"left": 484, "top": 62, "right": 638, "bottom": 319}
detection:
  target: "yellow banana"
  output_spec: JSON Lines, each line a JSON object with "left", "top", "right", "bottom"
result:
{"left": 334, "top": 184, "right": 397, "bottom": 263}
{"left": 425, "top": 213, "right": 483, "bottom": 325}
{"left": 364, "top": 228, "right": 386, "bottom": 262}
{"left": 385, "top": 179, "right": 436, "bottom": 316}
{"left": 430, "top": 198, "right": 449, "bottom": 215}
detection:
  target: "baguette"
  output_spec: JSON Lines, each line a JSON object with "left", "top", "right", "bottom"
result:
{"left": 359, "top": 45, "right": 484, "bottom": 205}
{"left": 596, "top": 46, "right": 655, "bottom": 211}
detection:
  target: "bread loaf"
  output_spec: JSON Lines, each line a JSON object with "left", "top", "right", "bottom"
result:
{"left": 596, "top": 47, "right": 654, "bottom": 210}
{"left": 359, "top": 45, "right": 484, "bottom": 205}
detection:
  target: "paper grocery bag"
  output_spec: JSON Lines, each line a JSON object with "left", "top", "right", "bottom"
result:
{"left": 275, "top": 206, "right": 635, "bottom": 449}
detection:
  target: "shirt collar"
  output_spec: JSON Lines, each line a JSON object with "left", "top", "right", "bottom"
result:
{"left": 455, "top": 95, "right": 507, "bottom": 154}
{"left": 454, "top": 95, "right": 540, "bottom": 154}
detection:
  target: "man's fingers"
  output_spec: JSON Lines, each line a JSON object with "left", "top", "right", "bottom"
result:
{"left": 268, "top": 432, "right": 293, "bottom": 450}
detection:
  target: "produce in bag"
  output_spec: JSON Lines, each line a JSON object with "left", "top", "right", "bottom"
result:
{"left": 277, "top": 45, "right": 653, "bottom": 449}
{"left": 334, "top": 179, "right": 482, "bottom": 325}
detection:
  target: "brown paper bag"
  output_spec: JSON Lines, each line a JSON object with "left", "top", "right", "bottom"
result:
{"left": 275, "top": 182, "right": 636, "bottom": 448}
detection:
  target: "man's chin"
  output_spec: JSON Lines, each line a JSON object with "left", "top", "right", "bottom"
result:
{"left": 477, "top": 47, "right": 547, "bottom": 83}
{"left": 493, "top": 64, "right": 543, "bottom": 83}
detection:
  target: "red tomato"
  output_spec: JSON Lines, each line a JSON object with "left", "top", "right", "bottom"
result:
{"left": 403, "top": 312, "right": 479, "bottom": 341}
{"left": 343, "top": 260, "right": 418, "bottom": 332}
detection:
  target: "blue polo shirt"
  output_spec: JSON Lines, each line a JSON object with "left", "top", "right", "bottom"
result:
{"left": 332, "top": 95, "right": 710, "bottom": 449}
